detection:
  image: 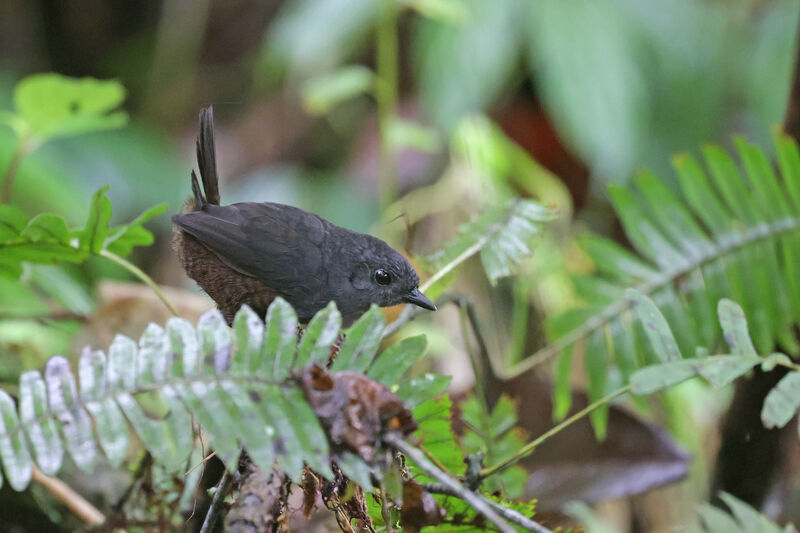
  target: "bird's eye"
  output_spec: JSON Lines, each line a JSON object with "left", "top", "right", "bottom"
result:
{"left": 375, "top": 269, "right": 391, "bottom": 285}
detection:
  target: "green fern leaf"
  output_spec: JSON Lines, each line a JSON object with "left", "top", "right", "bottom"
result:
{"left": 0, "top": 298, "right": 436, "bottom": 491}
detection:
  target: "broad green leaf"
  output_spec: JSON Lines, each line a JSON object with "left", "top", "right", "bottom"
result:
{"left": 761, "top": 371, "right": 800, "bottom": 429}
{"left": 295, "top": 301, "right": 341, "bottom": 367}
{"left": 13, "top": 73, "right": 127, "bottom": 141}
{"left": 698, "top": 504, "right": 741, "bottom": 533}
{"left": 368, "top": 334, "right": 427, "bottom": 386}
{"left": 627, "top": 289, "right": 682, "bottom": 362}
{"left": 79, "top": 186, "right": 112, "bottom": 253}
{"left": 332, "top": 305, "right": 384, "bottom": 372}
{"left": 302, "top": 65, "right": 374, "bottom": 115}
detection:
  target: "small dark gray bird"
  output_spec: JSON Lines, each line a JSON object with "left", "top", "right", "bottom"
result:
{"left": 172, "top": 107, "right": 436, "bottom": 325}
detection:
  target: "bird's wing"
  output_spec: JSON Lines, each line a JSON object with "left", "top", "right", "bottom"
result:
{"left": 172, "top": 202, "right": 330, "bottom": 298}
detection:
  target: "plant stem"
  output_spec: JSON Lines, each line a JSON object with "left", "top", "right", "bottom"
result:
{"left": 375, "top": 0, "right": 399, "bottom": 210}
{"left": 199, "top": 469, "right": 234, "bottom": 533}
{"left": 1, "top": 136, "right": 29, "bottom": 204}
{"left": 384, "top": 432, "right": 515, "bottom": 533}
{"left": 99, "top": 249, "right": 179, "bottom": 316}
{"left": 421, "top": 482, "right": 554, "bottom": 533}
{"left": 32, "top": 465, "right": 105, "bottom": 526}
{"left": 479, "top": 384, "right": 632, "bottom": 479}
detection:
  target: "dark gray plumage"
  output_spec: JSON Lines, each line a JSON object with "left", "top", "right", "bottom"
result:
{"left": 172, "top": 107, "right": 435, "bottom": 325}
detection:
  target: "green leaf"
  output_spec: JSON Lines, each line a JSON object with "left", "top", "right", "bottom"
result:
{"left": 20, "top": 214, "right": 70, "bottom": 243}
{"left": 631, "top": 360, "right": 698, "bottom": 394}
{"left": 0, "top": 390, "right": 32, "bottom": 490}
{"left": 104, "top": 202, "right": 168, "bottom": 256}
{"left": 395, "top": 373, "right": 451, "bottom": 407}
{"left": 78, "top": 349, "right": 129, "bottom": 468}
{"left": 44, "top": 356, "right": 97, "bottom": 472}
{"left": 336, "top": 452, "right": 373, "bottom": 490}
{"left": 410, "top": 396, "right": 462, "bottom": 479}
{"left": 424, "top": 198, "right": 554, "bottom": 296}
{"left": 12, "top": 73, "right": 127, "bottom": 141}
{"left": 717, "top": 299, "right": 757, "bottom": 356}
{"left": 18, "top": 371, "right": 63, "bottom": 475}
{"left": 256, "top": 297, "right": 298, "bottom": 380}
{"left": 627, "top": 289, "right": 682, "bottom": 362}
{"left": 295, "top": 301, "right": 341, "bottom": 367}
{"left": 761, "top": 371, "right": 800, "bottom": 429}
{"left": 302, "top": 65, "right": 374, "bottom": 115}
{"left": 79, "top": 186, "right": 112, "bottom": 253}
{"left": 368, "top": 334, "right": 427, "bottom": 386}
{"left": 331, "top": 305, "right": 384, "bottom": 373}
{"left": 0, "top": 205, "right": 27, "bottom": 240}
{"left": 695, "top": 355, "right": 759, "bottom": 388}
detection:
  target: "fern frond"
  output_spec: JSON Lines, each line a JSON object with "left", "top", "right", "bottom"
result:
{"left": 0, "top": 299, "right": 429, "bottom": 491}
{"left": 509, "top": 132, "right": 800, "bottom": 434}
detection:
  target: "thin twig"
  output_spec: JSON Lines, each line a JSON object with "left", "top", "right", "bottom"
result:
{"left": 32, "top": 465, "right": 105, "bottom": 526}
{"left": 421, "top": 482, "right": 554, "bottom": 533}
{"left": 384, "top": 432, "right": 515, "bottom": 533}
{"left": 199, "top": 469, "right": 234, "bottom": 533}
{"left": 479, "top": 384, "right": 632, "bottom": 479}
{"left": 99, "top": 249, "right": 179, "bottom": 316}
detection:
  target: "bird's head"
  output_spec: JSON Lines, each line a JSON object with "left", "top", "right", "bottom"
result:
{"left": 348, "top": 236, "right": 436, "bottom": 313}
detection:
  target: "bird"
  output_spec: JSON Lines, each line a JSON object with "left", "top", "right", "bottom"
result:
{"left": 172, "top": 106, "right": 436, "bottom": 326}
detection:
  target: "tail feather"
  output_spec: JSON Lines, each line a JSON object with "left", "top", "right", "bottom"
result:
{"left": 196, "top": 106, "right": 220, "bottom": 206}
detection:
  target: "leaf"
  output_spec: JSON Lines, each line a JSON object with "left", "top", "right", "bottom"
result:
{"left": 631, "top": 355, "right": 760, "bottom": 395}
{"left": 0, "top": 301, "right": 427, "bottom": 490}
{"left": 20, "top": 214, "right": 70, "bottom": 243}
{"left": 409, "top": 396, "right": 462, "bottom": 479}
{"left": 761, "top": 371, "right": 800, "bottom": 429}
{"left": 627, "top": 289, "right": 682, "bottom": 362}
{"left": 12, "top": 73, "right": 127, "bottom": 141}
{"left": 79, "top": 186, "right": 112, "bottom": 253}
{"left": 331, "top": 305, "right": 384, "bottom": 373}
{"left": 0, "top": 205, "right": 27, "bottom": 240}
{"left": 0, "top": 391, "right": 32, "bottom": 490}
{"left": 423, "top": 198, "right": 555, "bottom": 297}
{"left": 414, "top": 0, "right": 523, "bottom": 130}
{"left": 104, "top": 202, "right": 168, "bottom": 256}
{"left": 405, "top": 0, "right": 469, "bottom": 24}
{"left": 395, "top": 373, "right": 451, "bottom": 408}
{"left": 301, "top": 65, "right": 374, "bottom": 115}
{"left": 718, "top": 299, "right": 758, "bottom": 356}
{"left": 368, "top": 335, "right": 427, "bottom": 386}
{"left": 295, "top": 301, "right": 341, "bottom": 367}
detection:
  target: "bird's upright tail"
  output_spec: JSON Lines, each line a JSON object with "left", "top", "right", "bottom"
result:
{"left": 190, "top": 106, "right": 221, "bottom": 209}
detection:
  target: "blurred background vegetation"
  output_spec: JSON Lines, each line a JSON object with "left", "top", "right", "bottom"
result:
{"left": 1, "top": 0, "right": 799, "bottom": 531}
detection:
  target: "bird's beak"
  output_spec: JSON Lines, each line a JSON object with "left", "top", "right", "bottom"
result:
{"left": 404, "top": 288, "right": 437, "bottom": 311}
